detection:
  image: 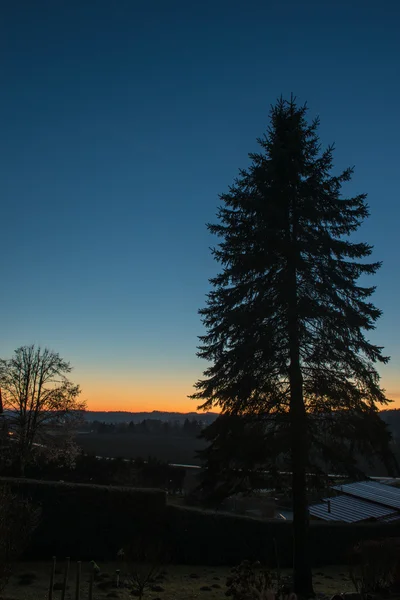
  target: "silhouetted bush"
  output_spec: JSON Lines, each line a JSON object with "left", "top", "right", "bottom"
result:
{"left": 118, "top": 538, "right": 168, "bottom": 600}
{"left": 226, "top": 561, "right": 273, "bottom": 600}
{"left": 348, "top": 538, "right": 400, "bottom": 595}
{"left": 0, "top": 486, "right": 40, "bottom": 592}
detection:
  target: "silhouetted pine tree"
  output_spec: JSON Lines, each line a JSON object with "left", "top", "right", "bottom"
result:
{"left": 191, "top": 96, "right": 396, "bottom": 596}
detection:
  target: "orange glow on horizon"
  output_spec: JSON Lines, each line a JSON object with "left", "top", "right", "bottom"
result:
{"left": 79, "top": 375, "right": 202, "bottom": 413}
{"left": 387, "top": 391, "right": 400, "bottom": 407}
{"left": 80, "top": 377, "right": 400, "bottom": 413}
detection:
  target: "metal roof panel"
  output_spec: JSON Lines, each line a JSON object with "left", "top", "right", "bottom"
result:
{"left": 332, "top": 480, "right": 400, "bottom": 510}
{"left": 309, "top": 494, "right": 397, "bottom": 523}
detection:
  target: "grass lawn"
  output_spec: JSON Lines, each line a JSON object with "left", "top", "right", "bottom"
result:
{"left": 3, "top": 562, "right": 355, "bottom": 600}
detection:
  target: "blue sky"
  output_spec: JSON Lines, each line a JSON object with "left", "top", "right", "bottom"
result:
{"left": 1, "top": 0, "right": 399, "bottom": 410}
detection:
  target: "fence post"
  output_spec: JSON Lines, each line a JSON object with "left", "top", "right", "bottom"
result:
{"left": 49, "top": 556, "right": 56, "bottom": 600}
{"left": 62, "top": 557, "right": 70, "bottom": 600}
{"left": 88, "top": 562, "right": 94, "bottom": 600}
{"left": 75, "top": 561, "right": 82, "bottom": 600}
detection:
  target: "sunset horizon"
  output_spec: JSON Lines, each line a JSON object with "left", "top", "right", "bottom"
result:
{"left": 1, "top": 346, "right": 398, "bottom": 413}
{"left": 79, "top": 380, "right": 400, "bottom": 413}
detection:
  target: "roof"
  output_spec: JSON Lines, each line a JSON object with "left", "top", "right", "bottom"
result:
{"left": 309, "top": 494, "right": 398, "bottom": 523}
{"left": 332, "top": 480, "right": 400, "bottom": 511}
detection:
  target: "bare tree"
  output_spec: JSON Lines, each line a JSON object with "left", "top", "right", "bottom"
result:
{"left": 0, "top": 345, "right": 86, "bottom": 474}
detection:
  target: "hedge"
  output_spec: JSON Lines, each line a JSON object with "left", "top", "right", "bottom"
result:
{"left": 3, "top": 476, "right": 400, "bottom": 566}
{"left": 0, "top": 477, "right": 166, "bottom": 560}
{"left": 164, "top": 505, "right": 293, "bottom": 566}
{"left": 165, "top": 505, "right": 400, "bottom": 567}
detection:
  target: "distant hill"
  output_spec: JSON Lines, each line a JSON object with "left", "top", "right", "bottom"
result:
{"left": 83, "top": 410, "right": 219, "bottom": 424}
{"left": 84, "top": 409, "right": 400, "bottom": 429}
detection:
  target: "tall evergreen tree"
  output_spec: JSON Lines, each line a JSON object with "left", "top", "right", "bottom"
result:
{"left": 191, "top": 97, "right": 395, "bottom": 595}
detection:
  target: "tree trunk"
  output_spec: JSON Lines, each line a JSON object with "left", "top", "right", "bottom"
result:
{"left": 287, "top": 201, "right": 314, "bottom": 596}
{"left": 289, "top": 359, "right": 313, "bottom": 597}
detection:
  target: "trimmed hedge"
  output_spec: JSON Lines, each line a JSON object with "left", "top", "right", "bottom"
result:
{"left": 165, "top": 505, "right": 400, "bottom": 567}
{"left": 3, "top": 476, "right": 400, "bottom": 566}
{"left": 164, "top": 505, "right": 293, "bottom": 566}
{"left": 0, "top": 477, "right": 166, "bottom": 560}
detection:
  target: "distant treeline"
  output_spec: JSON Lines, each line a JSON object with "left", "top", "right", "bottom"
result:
{"left": 82, "top": 417, "right": 204, "bottom": 437}
{"left": 82, "top": 411, "right": 218, "bottom": 425}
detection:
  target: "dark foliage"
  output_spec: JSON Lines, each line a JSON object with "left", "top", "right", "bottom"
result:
{"left": 119, "top": 538, "right": 169, "bottom": 600}
{"left": 196, "top": 411, "right": 397, "bottom": 506}
{"left": 226, "top": 561, "right": 274, "bottom": 600}
{"left": 87, "top": 417, "right": 204, "bottom": 438}
{"left": 0, "top": 451, "right": 186, "bottom": 494}
{"left": 348, "top": 539, "right": 400, "bottom": 596}
{"left": 196, "top": 414, "right": 285, "bottom": 506}
{"left": 0, "top": 486, "right": 40, "bottom": 592}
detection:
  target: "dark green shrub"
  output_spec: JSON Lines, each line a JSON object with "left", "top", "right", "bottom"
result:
{"left": 348, "top": 539, "right": 399, "bottom": 596}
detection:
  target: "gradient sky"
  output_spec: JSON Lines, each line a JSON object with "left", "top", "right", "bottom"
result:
{"left": 1, "top": 0, "right": 399, "bottom": 411}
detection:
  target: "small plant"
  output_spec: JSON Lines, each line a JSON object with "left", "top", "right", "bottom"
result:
{"left": 118, "top": 538, "right": 168, "bottom": 600}
{"left": 348, "top": 539, "right": 399, "bottom": 597}
{"left": 226, "top": 561, "right": 296, "bottom": 600}
{"left": 226, "top": 561, "right": 272, "bottom": 600}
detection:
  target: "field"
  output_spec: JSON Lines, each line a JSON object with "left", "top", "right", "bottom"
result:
{"left": 75, "top": 433, "right": 207, "bottom": 466}
{"left": 4, "top": 562, "right": 355, "bottom": 600}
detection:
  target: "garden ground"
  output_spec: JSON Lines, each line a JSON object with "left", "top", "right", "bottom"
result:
{"left": 3, "top": 562, "right": 355, "bottom": 600}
